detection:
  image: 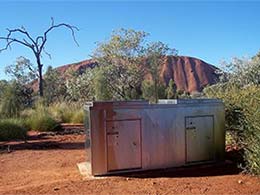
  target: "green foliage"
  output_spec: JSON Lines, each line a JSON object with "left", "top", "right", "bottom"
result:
{"left": 66, "top": 68, "right": 95, "bottom": 102}
{"left": 27, "top": 112, "right": 59, "bottom": 132}
{"left": 63, "top": 28, "right": 178, "bottom": 101}
{"left": 141, "top": 80, "right": 155, "bottom": 102}
{"left": 1, "top": 57, "right": 34, "bottom": 117}
{"left": 5, "top": 56, "right": 37, "bottom": 85}
{"left": 1, "top": 81, "right": 32, "bottom": 118}
{"left": 71, "top": 110, "right": 84, "bottom": 124}
{"left": 47, "top": 102, "right": 84, "bottom": 123}
{"left": 0, "top": 118, "right": 29, "bottom": 141}
{"left": 44, "top": 66, "right": 67, "bottom": 104}
{"left": 92, "top": 28, "right": 148, "bottom": 100}
{"left": 26, "top": 101, "right": 60, "bottom": 132}
{"left": 220, "top": 54, "right": 260, "bottom": 86}
{"left": 141, "top": 80, "right": 166, "bottom": 103}
{"left": 176, "top": 90, "right": 191, "bottom": 99}
{"left": 20, "top": 101, "right": 85, "bottom": 132}
{"left": 157, "top": 82, "right": 167, "bottom": 100}
{"left": 144, "top": 42, "right": 177, "bottom": 103}
{"left": 166, "top": 79, "right": 176, "bottom": 99}
{"left": 204, "top": 84, "right": 260, "bottom": 175}
{"left": 93, "top": 66, "right": 112, "bottom": 100}
{"left": 93, "top": 28, "right": 148, "bottom": 62}
{"left": 0, "top": 80, "right": 8, "bottom": 103}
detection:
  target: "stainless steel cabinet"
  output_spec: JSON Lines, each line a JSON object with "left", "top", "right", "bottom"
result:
{"left": 87, "top": 99, "right": 225, "bottom": 176}
{"left": 185, "top": 116, "right": 214, "bottom": 163}
{"left": 106, "top": 120, "right": 141, "bottom": 171}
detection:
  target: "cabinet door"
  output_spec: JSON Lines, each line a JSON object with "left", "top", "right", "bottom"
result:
{"left": 185, "top": 116, "right": 214, "bottom": 163}
{"left": 106, "top": 120, "right": 141, "bottom": 171}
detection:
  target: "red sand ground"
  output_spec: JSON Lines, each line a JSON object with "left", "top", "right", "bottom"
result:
{"left": 0, "top": 132, "right": 260, "bottom": 195}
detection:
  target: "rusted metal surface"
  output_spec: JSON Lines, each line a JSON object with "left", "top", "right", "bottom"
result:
{"left": 86, "top": 99, "right": 225, "bottom": 176}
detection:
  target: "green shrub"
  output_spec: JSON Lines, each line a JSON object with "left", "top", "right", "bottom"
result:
{"left": 27, "top": 112, "right": 60, "bottom": 132}
{"left": 20, "top": 108, "right": 35, "bottom": 119}
{"left": 26, "top": 101, "right": 60, "bottom": 132}
{"left": 0, "top": 81, "right": 33, "bottom": 118}
{"left": 0, "top": 83, "right": 22, "bottom": 118}
{"left": 71, "top": 110, "right": 84, "bottom": 123}
{"left": 0, "top": 118, "right": 29, "bottom": 141}
{"left": 204, "top": 84, "right": 260, "bottom": 175}
{"left": 48, "top": 102, "right": 84, "bottom": 123}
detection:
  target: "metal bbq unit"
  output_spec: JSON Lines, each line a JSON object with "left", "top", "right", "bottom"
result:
{"left": 86, "top": 99, "right": 225, "bottom": 176}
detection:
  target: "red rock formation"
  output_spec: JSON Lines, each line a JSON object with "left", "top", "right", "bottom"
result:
{"left": 32, "top": 56, "right": 219, "bottom": 93}
{"left": 56, "top": 59, "right": 97, "bottom": 75}
{"left": 160, "top": 56, "right": 219, "bottom": 92}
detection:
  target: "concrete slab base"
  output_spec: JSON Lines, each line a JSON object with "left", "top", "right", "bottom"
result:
{"left": 77, "top": 162, "right": 107, "bottom": 180}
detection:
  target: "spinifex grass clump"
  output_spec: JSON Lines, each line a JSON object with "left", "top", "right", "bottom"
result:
{"left": 0, "top": 118, "right": 29, "bottom": 141}
{"left": 48, "top": 102, "right": 84, "bottom": 123}
{"left": 26, "top": 101, "right": 60, "bottom": 132}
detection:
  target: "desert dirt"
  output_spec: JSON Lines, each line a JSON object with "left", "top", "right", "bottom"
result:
{"left": 0, "top": 131, "right": 260, "bottom": 195}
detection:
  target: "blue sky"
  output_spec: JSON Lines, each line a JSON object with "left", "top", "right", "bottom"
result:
{"left": 0, "top": 1, "right": 260, "bottom": 80}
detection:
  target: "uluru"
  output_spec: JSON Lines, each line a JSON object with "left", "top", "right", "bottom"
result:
{"left": 49, "top": 55, "right": 219, "bottom": 93}
{"left": 160, "top": 56, "right": 219, "bottom": 92}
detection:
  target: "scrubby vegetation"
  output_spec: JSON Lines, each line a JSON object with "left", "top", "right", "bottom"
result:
{"left": 26, "top": 112, "right": 60, "bottom": 132}
{"left": 47, "top": 102, "right": 84, "bottom": 123}
{"left": 22, "top": 101, "right": 85, "bottom": 132}
{"left": 204, "top": 53, "right": 260, "bottom": 175}
{"left": 0, "top": 118, "right": 29, "bottom": 141}
{"left": 205, "top": 84, "right": 260, "bottom": 175}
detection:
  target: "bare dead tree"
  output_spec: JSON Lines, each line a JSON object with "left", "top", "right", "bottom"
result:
{"left": 0, "top": 18, "right": 79, "bottom": 96}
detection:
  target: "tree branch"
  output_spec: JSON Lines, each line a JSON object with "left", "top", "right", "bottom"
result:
{"left": 42, "top": 46, "right": 52, "bottom": 59}
{"left": 36, "top": 36, "right": 44, "bottom": 47}
{"left": 23, "top": 38, "right": 31, "bottom": 46}
{"left": 6, "top": 28, "right": 37, "bottom": 46}
{"left": 0, "top": 37, "right": 33, "bottom": 52}
{"left": 0, "top": 38, "right": 14, "bottom": 51}
{"left": 39, "top": 18, "right": 79, "bottom": 54}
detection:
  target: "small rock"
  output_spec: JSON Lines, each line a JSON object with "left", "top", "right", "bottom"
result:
{"left": 54, "top": 187, "right": 60, "bottom": 191}
{"left": 203, "top": 188, "right": 209, "bottom": 193}
{"left": 126, "top": 178, "right": 130, "bottom": 181}
{"left": 238, "top": 180, "right": 243, "bottom": 184}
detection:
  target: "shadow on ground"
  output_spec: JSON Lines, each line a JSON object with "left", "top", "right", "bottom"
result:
{"left": 98, "top": 149, "right": 244, "bottom": 178}
{"left": 114, "top": 161, "right": 242, "bottom": 178}
{"left": 0, "top": 133, "right": 87, "bottom": 151}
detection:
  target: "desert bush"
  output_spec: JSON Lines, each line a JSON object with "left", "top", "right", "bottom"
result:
{"left": 0, "top": 118, "right": 29, "bottom": 141}
{"left": 71, "top": 110, "right": 84, "bottom": 123}
{"left": 204, "top": 84, "right": 260, "bottom": 175}
{"left": 26, "top": 101, "right": 60, "bottom": 132}
{"left": 0, "top": 81, "right": 33, "bottom": 118}
{"left": 141, "top": 80, "right": 167, "bottom": 103}
{"left": 44, "top": 66, "right": 67, "bottom": 104}
{"left": 66, "top": 68, "right": 95, "bottom": 102}
{"left": 48, "top": 102, "right": 84, "bottom": 123}
{"left": 27, "top": 112, "right": 60, "bottom": 132}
